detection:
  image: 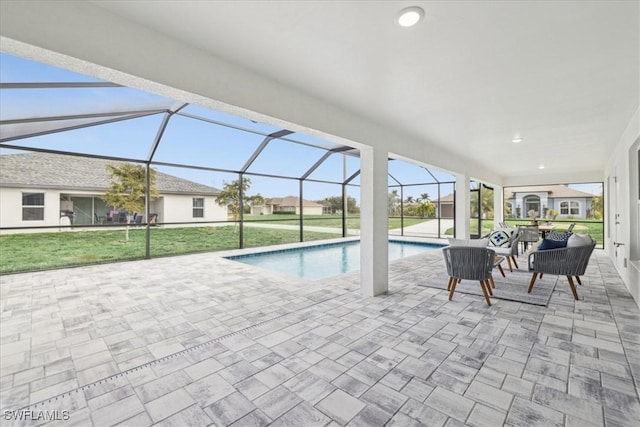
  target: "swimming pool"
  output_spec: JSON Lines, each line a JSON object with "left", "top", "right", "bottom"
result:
{"left": 227, "top": 240, "right": 444, "bottom": 280}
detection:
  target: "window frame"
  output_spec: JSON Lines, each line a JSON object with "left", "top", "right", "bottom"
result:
{"left": 559, "top": 200, "right": 580, "bottom": 216}
{"left": 22, "top": 191, "right": 45, "bottom": 221}
{"left": 192, "top": 197, "right": 204, "bottom": 218}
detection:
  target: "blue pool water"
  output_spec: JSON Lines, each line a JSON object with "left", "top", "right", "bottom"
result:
{"left": 227, "top": 240, "right": 444, "bottom": 280}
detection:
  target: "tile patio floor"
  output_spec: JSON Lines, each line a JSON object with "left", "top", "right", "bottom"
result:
{"left": 1, "top": 245, "right": 639, "bottom": 426}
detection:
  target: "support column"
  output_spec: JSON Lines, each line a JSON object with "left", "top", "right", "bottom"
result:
{"left": 493, "top": 184, "right": 503, "bottom": 226}
{"left": 455, "top": 173, "right": 470, "bottom": 239}
{"left": 360, "top": 146, "right": 388, "bottom": 296}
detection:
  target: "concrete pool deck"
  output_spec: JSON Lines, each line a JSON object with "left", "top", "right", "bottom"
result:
{"left": 1, "top": 240, "right": 639, "bottom": 426}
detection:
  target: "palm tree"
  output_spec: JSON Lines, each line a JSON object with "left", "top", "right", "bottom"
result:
{"left": 388, "top": 190, "right": 401, "bottom": 216}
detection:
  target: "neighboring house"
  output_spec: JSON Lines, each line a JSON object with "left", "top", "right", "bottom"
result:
{"left": 433, "top": 193, "right": 455, "bottom": 219}
{"left": 251, "top": 196, "right": 328, "bottom": 215}
{"left": 504, "top": 185, "right": 594, "bottom": 219}
{"left": 0, "top": 152, "right": 227, "bottom": 233}
{"left": 436, "top": 185, "right": 594, "bottom": 220}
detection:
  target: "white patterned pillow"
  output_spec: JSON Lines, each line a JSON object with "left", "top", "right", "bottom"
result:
{"left": 488, "top": 230, "right": 511, "bottom": 247}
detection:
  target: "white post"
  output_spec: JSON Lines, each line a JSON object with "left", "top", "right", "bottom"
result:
{"left": 455, "top": 173, "right": 470, "bottom": 238}
{"left": 493, "top": 184, "right": 503, "bottom": 227}
{"left": 360, "top": 146, "right": 388, "bottom": 296}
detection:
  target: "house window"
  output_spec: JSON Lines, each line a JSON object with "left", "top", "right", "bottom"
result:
{"left": 193, "top": 198, "right": 204, "bottom": 218}
{"left": 560, "top": 200, "right": 580, "bottom": 216}
{"left": 22, "top": 192, "right": 45, "bottom": 221}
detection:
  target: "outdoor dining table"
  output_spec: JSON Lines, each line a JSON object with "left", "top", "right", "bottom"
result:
{"left": 538, "top": 224, "right": 555, "bottom": 239}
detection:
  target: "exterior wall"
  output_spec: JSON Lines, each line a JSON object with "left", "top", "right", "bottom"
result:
{"left": 251, "top": 205, "right": 273, "bottom": 215}
{"left": 513, "top": 192, "right": 548, "bottom": 218}
{"left": 439, "top": 202, "right": 454, "bottom": 219}
{"left": 511, "top": 194, "right": 591, "bottom": 219}
{"left": 605, "top": 107, "right": 639, "bottom": 307}
{"left": 0, "top": 189, "right": 227, "bottom": 232}
{"left": 299, "top": 206, "right": 323, "bottom": 215}
{"left": 0, "top": 187, "right": 62, "bottom": 234}
{"left": 548, "top": 197, "right": 589, "bottom": 219}
{"left": 161, "top": 194, "right": 227, "bottom": 225}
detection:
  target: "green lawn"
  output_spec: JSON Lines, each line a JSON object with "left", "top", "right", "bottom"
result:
{"left": 0, "top": 226, "right": 340, "bottom": 274}
{"left": 243, "top": 214, "right": 428, "bottom": 230}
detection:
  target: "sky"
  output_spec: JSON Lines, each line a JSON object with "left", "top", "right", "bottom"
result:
{"left": 0, "top": 53, "right": 601, "bottom": 203}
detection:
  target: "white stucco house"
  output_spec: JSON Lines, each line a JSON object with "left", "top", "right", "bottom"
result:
{"left": 436, "top": 185, "right": 596, "bottom": 220}
{"left": 504, "top": 185, "right": 595, "bottom": 219}
{"left": 251, "top": 196, "right": 328, "bottom": 215}
{"left": 0, "top": 152, "right": 227, "bottom": 233}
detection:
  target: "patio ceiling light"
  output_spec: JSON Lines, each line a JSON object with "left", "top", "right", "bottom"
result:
{"left": 539, "top": 164, "right": 545, "bottom": 169}
{"left": 396, "top": 6, "right": 425, "bottom": 27}
{"left": 512, "top": 137, "right": 524, "bottom": 143}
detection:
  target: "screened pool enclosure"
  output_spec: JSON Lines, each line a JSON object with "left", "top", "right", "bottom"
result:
{"left": 0, "top": 53, "right": 456, "bottom": 273}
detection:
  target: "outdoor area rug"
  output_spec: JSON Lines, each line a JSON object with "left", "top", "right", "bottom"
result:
{"left": 420, "top": 265, "right": 558, "bottom": 306}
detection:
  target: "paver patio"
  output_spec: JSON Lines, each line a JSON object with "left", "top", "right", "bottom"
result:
{"left": 1, "top": 244, "right": 639, "bottom": 426}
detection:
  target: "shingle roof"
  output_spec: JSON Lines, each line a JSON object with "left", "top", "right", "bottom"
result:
{"left": 265, "top": 196, "right": 323, "bottom": 207}
{"left": 0, "top": 152, "right": 220, "bottom": 195}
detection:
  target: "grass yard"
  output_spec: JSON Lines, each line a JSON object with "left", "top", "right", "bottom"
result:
{"left": 244, "top": 214, "right": 428, "bottom": 230}
{"left": 0, "top": 226, "right": 340, "bottom": 274}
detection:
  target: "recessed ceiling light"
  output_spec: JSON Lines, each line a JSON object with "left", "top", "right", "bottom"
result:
{"left": 512, "top": 137, "right": 524, "bottom": 143}
{"left": 396, "top": 6, "right": 425, "bottom": 27}
{"left": 538, "top": 164, "right": 545, "bottom": 169}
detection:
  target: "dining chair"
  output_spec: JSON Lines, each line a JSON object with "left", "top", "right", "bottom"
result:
{"left": 519, "top": 225, "right": 539, "bottom": 252}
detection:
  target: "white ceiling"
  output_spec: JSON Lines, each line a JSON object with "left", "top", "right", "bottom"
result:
{"left": 90, "top": 0, "right": 640, "bottom": 181}
{"left": 3, "top": 1, "right": 640, "bottom": 183}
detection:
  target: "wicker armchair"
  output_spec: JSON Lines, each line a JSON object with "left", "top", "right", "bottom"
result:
{"left": 442, "top": 246, "right": 495, "bottom": 306}
{"left": 527, "top": 238, "right": 596, "bottom": 300}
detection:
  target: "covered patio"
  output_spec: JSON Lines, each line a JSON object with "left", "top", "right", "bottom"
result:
{"left": 1, "top": 1, "right": 639, "bottom": 426}
{"left": 2, "top": 245, "right": 639, "bottom": 426}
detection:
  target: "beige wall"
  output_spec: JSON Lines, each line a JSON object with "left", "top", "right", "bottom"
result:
{"left": 0, "top": 189, "right": 228, "bottom": 233}
{"left": 161, "top": 194, "right": 227, "bottom": 225}
{"left": 299, "top": 206, "right": 323, "bottom": 215}
{"left": 251, "top": 205, "right": 272, "bottom": 215}
{"left": 0, "top": 188, "right": 61, "bottom": 233}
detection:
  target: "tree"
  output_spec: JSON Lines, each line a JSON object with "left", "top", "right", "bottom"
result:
{"left": 590, "top": 191, "right": 604, "bottom": 219}
{"left": 470, "top": 186, "right": 494, "bottom": 219}
{"left": 415, "top": 193, "right": 435, "bottom": 218}
{"left": 416, "top": 199, "right": 436, "bottom": 218}
{"left": 388, "top": 190, "right": 401, "bottom": 216}
{"left": 102, "top": 163, "right": 158, "bottom": 241}
{"left": 317, "top": 196, "right": 359, "bottom": 214}
{"left": 216, "top": 178, "right": 263, "bottom": 225}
